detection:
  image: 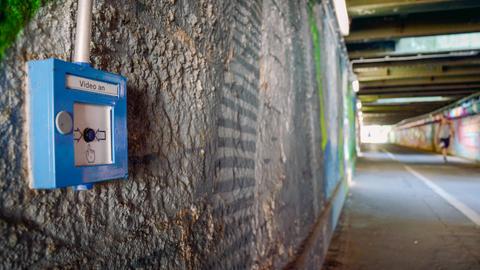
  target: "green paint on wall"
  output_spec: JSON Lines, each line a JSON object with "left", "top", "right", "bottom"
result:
{"left": 347, "top": 88, "right": 357, "bottom": 162}
{"left": 0, "top": 0, "right": 47, "bottom": 60}
{"left": 307, "top": 0, "right": 328, "bottom": 150}
{"left": 338, "top": 126, "right": 345, "bottom": 178}
{"left": 338, "top": 62, "right": 345, "bottom": 179}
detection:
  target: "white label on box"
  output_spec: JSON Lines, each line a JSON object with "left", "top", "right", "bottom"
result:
{"left": 66, "top": 75, "right": 118, "bottom": 96}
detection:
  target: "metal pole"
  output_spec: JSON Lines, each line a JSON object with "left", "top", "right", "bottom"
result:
{"left": 73, "top": 0, "right": 93, "bottom": 64}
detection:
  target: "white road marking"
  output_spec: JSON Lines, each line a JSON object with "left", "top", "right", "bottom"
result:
{"left": 384, "top": 151, "right": 396, "bottom": 161}
{"left": 404, "top": 166, "right": 480, "bottom": 227}
{"left": 384, "top": 149, "right": 480, "bottom": 227}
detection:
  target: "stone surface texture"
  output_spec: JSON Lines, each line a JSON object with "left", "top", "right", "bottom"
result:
{"left": 0, "top": 0, "right": 351, "bottom": 268}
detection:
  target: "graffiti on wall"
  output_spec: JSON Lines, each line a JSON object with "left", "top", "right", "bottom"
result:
{"left": 394, "top": 124, "right": 434, "bottom": 152}
{"left": 307, "top": 0, "right": 354, "bottom": 200}
{"left": 451, "top": 115, "right": 480, "bottom": 160}
{"left": 393, "top": 113, "right": 480, "bottom": 161}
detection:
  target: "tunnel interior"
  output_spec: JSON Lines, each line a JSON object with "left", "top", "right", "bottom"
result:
{"left": 349, "top": 0, "right": 480, "bottom": 126}
{"left": 323, "top": 1, "right": 480, "bottom": 269}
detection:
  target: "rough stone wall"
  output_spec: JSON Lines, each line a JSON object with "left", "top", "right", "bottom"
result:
{"left": 252, "top": 1, "right": 322, "bottom": 268}
{"left": 0, "top": 0, "right": 351, "bottom": 269}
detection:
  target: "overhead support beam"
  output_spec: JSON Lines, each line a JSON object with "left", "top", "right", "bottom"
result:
{"left": 348, "top": 48, "right": 398, "bottom": 59}
{"left": 363, "top": 111, "right": 428, "bottom": 117}
{"left": 359, "top": 83, "right": 480, "bottom": 92}
{"left": 358, "top": 81, "right": 477, "bottom": 109}
{"left": 363, "top": 108, "right": 446, "bottom": 114}
{"left": 363, "top": 101, "right": 450, "bottom": 109}
{"left": 360, "top": 75, "right": 480, "bottom": 88}
{"left": 346, "top": 8, "right": 480, "bottom": 42}
{"left": 347, "top": 41, "right": 396, "bottom": 58}
{"left": 358, "top": 90, "right": 477, "bottom": 98}
{"left": 357, "top": 66, "right": 480, "bottom": 82}
{"left": 363, "top": 112, "right": 424, "bottom": 120}
{"left": 360, "top": 88, "right": 480, "bottom": 97}
{"left": 351, "top": 51, "right": 479, "bottom": 65}
{"left": 361, "top": 110, "right": 420, "bottom": 115}
{"left": 348, "top": 32, "right": 480, "bottom": 59}
{"left": 362, "top": 109, "right": 446, "bottom": 124}
{"left": 358, "top": 93, "right": 470, "bottom": 102}
{"left": 362, "top": 114, "right": 420, "bottom": 125}
{"left": 362, "top": 120, "right": 400, "bottom": 125}
{"left": 347, "top": 0, "right": 480, "bottom": 18}
{"left": 352, "top": 55, "right": 480, "bottom": 69}
{"left": 363, "top": 114, "right": 418, "bottom": 119}
{"left": 362, "top": 112, "right": 422, "bottom": 117}
{"left": 362, "top": 109, "right": 443, "bottom": 115}
{"left": 349, "top": 48, "right": 480, "bottom": 59}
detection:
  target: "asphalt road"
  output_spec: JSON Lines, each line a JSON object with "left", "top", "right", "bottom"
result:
{"left": 323, "top": 144, "right": 480, "bottom": 270}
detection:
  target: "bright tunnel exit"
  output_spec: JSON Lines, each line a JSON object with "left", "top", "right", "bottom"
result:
{"left": 360, "top": 125, "right": 392, "bottom": 144}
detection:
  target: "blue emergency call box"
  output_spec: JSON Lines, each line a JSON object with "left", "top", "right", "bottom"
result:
{"left": 27, "top": 58, "right": 128, "bottom": 189}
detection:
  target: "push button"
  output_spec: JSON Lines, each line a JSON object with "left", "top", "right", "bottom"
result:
{"left": 83, "top": 128, "right": 96, "bottom": 142}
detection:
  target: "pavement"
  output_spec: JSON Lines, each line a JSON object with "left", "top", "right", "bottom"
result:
{"left": 323, "top": 144, "right": 480, "bottom": 270}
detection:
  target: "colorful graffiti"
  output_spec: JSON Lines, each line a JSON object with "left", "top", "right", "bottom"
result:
{"left": 307, "top": 0, "right": 355, "bottom": 200}
{"left": 392, "top": 113, "right": 480, "bottom": 162}
{"left": 451, "top": 115, "right": 480, "bottom": 160}
{"left": 307, "top": 0, "right": 328, "bottom": 151}
{"left": 393, "top": 124, "right": 434, "bottom": 151}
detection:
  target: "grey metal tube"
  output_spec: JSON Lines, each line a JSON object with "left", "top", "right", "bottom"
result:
{"left": 73, "top": 0, "right": 93, "bottom": 63}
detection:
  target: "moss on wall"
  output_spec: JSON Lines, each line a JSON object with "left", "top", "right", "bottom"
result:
{"left": 0, "top": 0, "right": 47, "bottom": 60}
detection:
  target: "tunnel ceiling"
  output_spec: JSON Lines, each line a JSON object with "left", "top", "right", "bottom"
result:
{"left": 346, "top": 0, "right": 480, "bottom": 125}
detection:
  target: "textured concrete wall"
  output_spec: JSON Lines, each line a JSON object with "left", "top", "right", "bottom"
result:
{"left": 0, "top": 0, "right": 352, "bottom": 268}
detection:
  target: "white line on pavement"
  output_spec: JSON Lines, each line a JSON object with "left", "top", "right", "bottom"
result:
{"left": 383, "top": 149, "right": 480, "bottom": 227}
{"left": 384, "top": 151, "right": 396, "bottom": 161}
{"left": 404, "top": 165, "right": 480, "bottom": 227}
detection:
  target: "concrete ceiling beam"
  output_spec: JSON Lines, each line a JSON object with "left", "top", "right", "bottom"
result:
{"left": 347, "top": 0, "right": 480, "bottom": 18}
{"left": 358, "top": 88, "right": 479, "bottom": 96}
{"left": 357, "top": 66, "right": 480, "bottom": 82}
{"left": 352, "top": 56, "right": 480, "bottom": 69}
{"left": 360, "top": 75, "right": 480, "bottom": 88}
{"left": 358, "top": 93, "right": 470, "bottom": 103}
{"left": 346, "top": 8, "right": 480, "bottom": 42}
{"left": 362, "top": 101, "right": 450, "bottom": 109}
{"left": 359, "top": 83, "right": 480, "bottom": 92}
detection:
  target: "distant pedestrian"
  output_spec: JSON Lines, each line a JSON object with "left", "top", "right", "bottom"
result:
{"left": 436, "top": 115, "right": 454, "bottom": 163}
